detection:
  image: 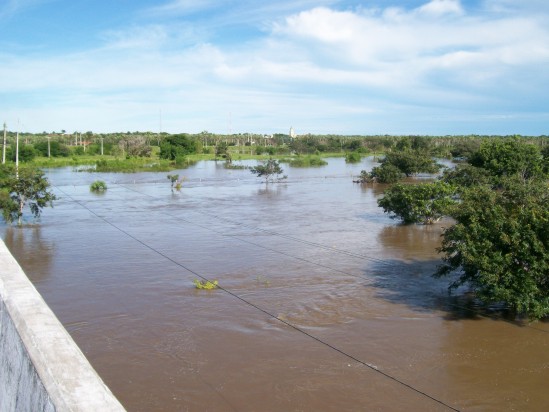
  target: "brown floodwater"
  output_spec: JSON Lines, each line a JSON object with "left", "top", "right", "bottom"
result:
{"left": 2, "top": 157, "right": 548, "bottom": 411}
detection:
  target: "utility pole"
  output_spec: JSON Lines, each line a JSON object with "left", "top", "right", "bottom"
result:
{"left": 101, "top": 137, "right": 104, "bottom": 155}
{"left": 2, "top": 122, "right": 6, "bottom": 164}
{"left": 47, "top": 135, "right": 51, "bottom": 158}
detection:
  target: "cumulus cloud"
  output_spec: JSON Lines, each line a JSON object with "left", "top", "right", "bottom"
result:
{"left": 2, "top": 0, "right": 549, "bottom": 134}
{"left": 270, "top": 2, "right": 549, "bottom": 86}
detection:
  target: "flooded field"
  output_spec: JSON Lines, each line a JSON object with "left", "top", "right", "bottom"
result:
{"left": 2, "top": 157, "right": 548, "bottom": 411}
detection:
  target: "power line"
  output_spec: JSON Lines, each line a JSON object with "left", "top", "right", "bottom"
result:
{"left": 114, "top": 183, "right": 549, "bottom": 334}
{"left": 55, "top": 185, "right": 460, "bottom": 411}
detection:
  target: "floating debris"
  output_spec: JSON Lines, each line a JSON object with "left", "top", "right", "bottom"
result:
{"left": 193, "top": 279, "right": 219, "bottom": 290}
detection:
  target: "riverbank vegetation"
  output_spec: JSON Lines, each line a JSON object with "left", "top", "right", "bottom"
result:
{"left": 375, "top": 137, "right": 549, "bottom": 319}
{"left": 0, "top": 164, "right": 57, "bottom": 225}
{"left": 2, "top": 129, "right": 547, "bottom": 174}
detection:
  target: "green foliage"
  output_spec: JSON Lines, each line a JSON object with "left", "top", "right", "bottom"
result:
{"left": 0, "top": 165, "right": 57, "bottom": 225}
{"left": 288, "top": 155, "right": 327, "bottom": 167}
{"left": 450, "top": 139, "right": 481, "bottom": 160}
{"left": 159, "top": 134, "right": 198, "bottom": 160}
{"left": 369, "top": 164, "right": 403, "bottom": 183}
{"left": 345, "top": 152, "right": 362, "bottom": 163}
{"left": 167, "top": 174, "right": 185, "bottom": 191}
{"left": 95, "top": 158, "right": 172, "bottom": 172}
{"left": 193, "top": 279, "right": 219, "bottom": 289}
{"left": 435, "top": 178, "right": 549, "bottom": 318}
{"left": 90, "top": 180, "right": 107, "bottom": 192}
{"left": 378, "top": 181, "right": 456, "bottom": 224}
{"left": 8, "top": 144, "right": 37, "bottom": 162}
{"left": 469, "top": 138, "right": 545, "bottom": 180}
{"left": 72, "top": 146, "right": 85, "bottom": 156}
{"left": 215, "top": 142, "right": 230, "bottom": 160}
{"left": 433, "top": 138, "right": 549, "bottom": 318}
{"left": 381, "top": 150, "right": 442, "bottom": 177}
{"left": 440, "top": 163, "right": 492, "bottom": 189}
{"left": 34, "top": 141, "right": 70, "bottom": 157}
{"left": 250, "top": 159, "right": 286, "bottom": 183}
{"left": 542, "top": 146, "right": 549, "bottom": 175}
{"left": 354, "top": 170, "right": 372, "bottom": 183}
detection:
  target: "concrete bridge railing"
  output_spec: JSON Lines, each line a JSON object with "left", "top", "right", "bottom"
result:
{"left": 0, "top": 239, "right": 126, "bottom": 412}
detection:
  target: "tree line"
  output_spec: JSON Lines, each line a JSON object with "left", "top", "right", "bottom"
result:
{"left": 2, "top": 130, "right": 548, "bottom": 163}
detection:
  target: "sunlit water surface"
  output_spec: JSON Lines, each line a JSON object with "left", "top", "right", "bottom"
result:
{"left": 2, "top": 157, "right": 548, "bottom": 411}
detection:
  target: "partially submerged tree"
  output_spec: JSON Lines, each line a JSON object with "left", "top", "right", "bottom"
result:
{"left": 0, "top": 165, "right": 57, "bottom": 225}
{"left": 167, "top": 174, "right": 184, "bottom": 191}
{"left": 403, "top": 138, "right": 549, "bottom": 319}
{"left": 435, "top": 177, "right": 549, "bottom": 318}
{"left": 250, "top": 159, "right": 286, "bottom": 183}
{"left": 365, "top": 164, "right": 403, "bottom": 183}
{"left": 90, "top": 180, "right": 107, "bottom": 192}
{"left": 381, "top": 150, "right": 442, "bottom": 177}
{"left": 377, "top": 181, "right": 456, "bottom": 224}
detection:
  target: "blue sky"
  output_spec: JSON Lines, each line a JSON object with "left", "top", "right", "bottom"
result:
{"left": 1, "top": 0, "right": 548, "bottom": 135}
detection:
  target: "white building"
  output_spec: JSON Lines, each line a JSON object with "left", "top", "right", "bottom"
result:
{"left": 289, "top": 126, "right": 296, "bottom": 138}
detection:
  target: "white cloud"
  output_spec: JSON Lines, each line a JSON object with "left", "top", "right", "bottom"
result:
{"left": 100, "top": 26, "right": 170, "bottom": 50}
{"left": 2, "top": 0, "right": 549, "bottom": 134}
{"left": 416, "top": 0, "right": 464, "bottom": 17}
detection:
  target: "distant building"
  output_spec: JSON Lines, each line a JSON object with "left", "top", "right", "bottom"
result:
{"left": 289, "top": 126, "right": 296, "bottom": 138}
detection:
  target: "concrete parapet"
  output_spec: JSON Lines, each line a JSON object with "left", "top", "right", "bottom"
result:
{"left": 0, "top": 239, "right": 126, "bottom": 412}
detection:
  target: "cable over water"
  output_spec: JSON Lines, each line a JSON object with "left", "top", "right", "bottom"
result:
{"left": 55, "top": 184, "right": 460, "bottom": 411}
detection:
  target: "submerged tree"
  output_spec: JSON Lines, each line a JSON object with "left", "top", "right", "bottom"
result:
{"left": 0, "top": 165, "right": 57, "bottom": 225}
{"left": 381, "top": 150, "right": 442, "bottom": 177}
{"left": 90, "top": 180, "right": 108, "bottom": 192}
{"left": 167, "top": 174, "right": 184, "bottom": 191}
{"left": 435, "top": 177, "right": 549, "bottom": 318}
{"left": 375, "top": 138, "right": 549, "bottom": 318}
{"left": 250, "top": 159, "right": 286, "bottom": 183}
{"left": 377, "top": 181, "right": 456, "bottom": 224}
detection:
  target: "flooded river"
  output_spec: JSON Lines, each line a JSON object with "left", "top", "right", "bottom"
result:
{"left": 2, "top": 157, "right": 548, "bottom": 411}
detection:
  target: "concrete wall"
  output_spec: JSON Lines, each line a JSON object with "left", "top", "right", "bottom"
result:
{"left": 0, "top": 239, "right": 126, "bottom": 412}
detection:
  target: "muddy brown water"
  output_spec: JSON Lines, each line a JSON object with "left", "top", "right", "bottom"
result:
{"left": 2, "top": 158, "right": 548, "bottom": 411}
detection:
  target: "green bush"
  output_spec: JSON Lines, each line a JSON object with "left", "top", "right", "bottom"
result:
{"left": 288, "top": 156, "right": 327, "bottom": 167}
{"left": 90, "top": 180, "right": 107, "bottom": 192}
{"left": 369, "top": 164, "right": 403, "bottom": 183}
{"left": 345, "top": 152, "right": 362, "bottom": 163}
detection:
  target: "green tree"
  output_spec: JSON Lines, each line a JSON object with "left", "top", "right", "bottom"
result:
{"left": 435, "top": 178, "right": 549, "bottom": 318}
{"left": 345, "top": 152, "right": 362, "bottom": 163}
{"left": 440, "top": 163, "right": 492, "bottom": 189}
{"left": 159, "top": 134, "right": 197, "bottom": 160}
{"left": 381, "top": 150, "right": 441, "bottom": 177}
{"left": 9, "top": 144, "right": 36, "bottom": 162}
{"left": 34, "top": 141, "right": 70, "bottom": 157}
{"left": 0, "top": 165, "right": 57, "bottom": 225}
{"left": 378, "top": 181, "right": 456, "bottom": 224}
{"left": 368, "top": 164, "right": 403, "bottom": 183}
{"left": 250, "top": 159, "right": 286, "bottom": 183}
{"left": 469, "top": 138, "right": 545, "bottom": 180}
{"left": 215, "top": 142, "right": 232, "bottom": 163}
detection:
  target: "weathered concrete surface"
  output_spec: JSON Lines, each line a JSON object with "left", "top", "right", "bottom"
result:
{"left": 0, "top": 239, "right": 126, "bottom": 412}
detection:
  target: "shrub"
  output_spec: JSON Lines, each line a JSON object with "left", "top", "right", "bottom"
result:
{"left": 90, "top": 180, "right": 107, "bottom": 192}
{"left": 345, "top": 152, "right": 362, "bottom": 163}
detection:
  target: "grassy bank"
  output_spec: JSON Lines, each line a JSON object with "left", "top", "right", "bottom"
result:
{"left": 22, "top": 147, "right": 367, "bottom": 172}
